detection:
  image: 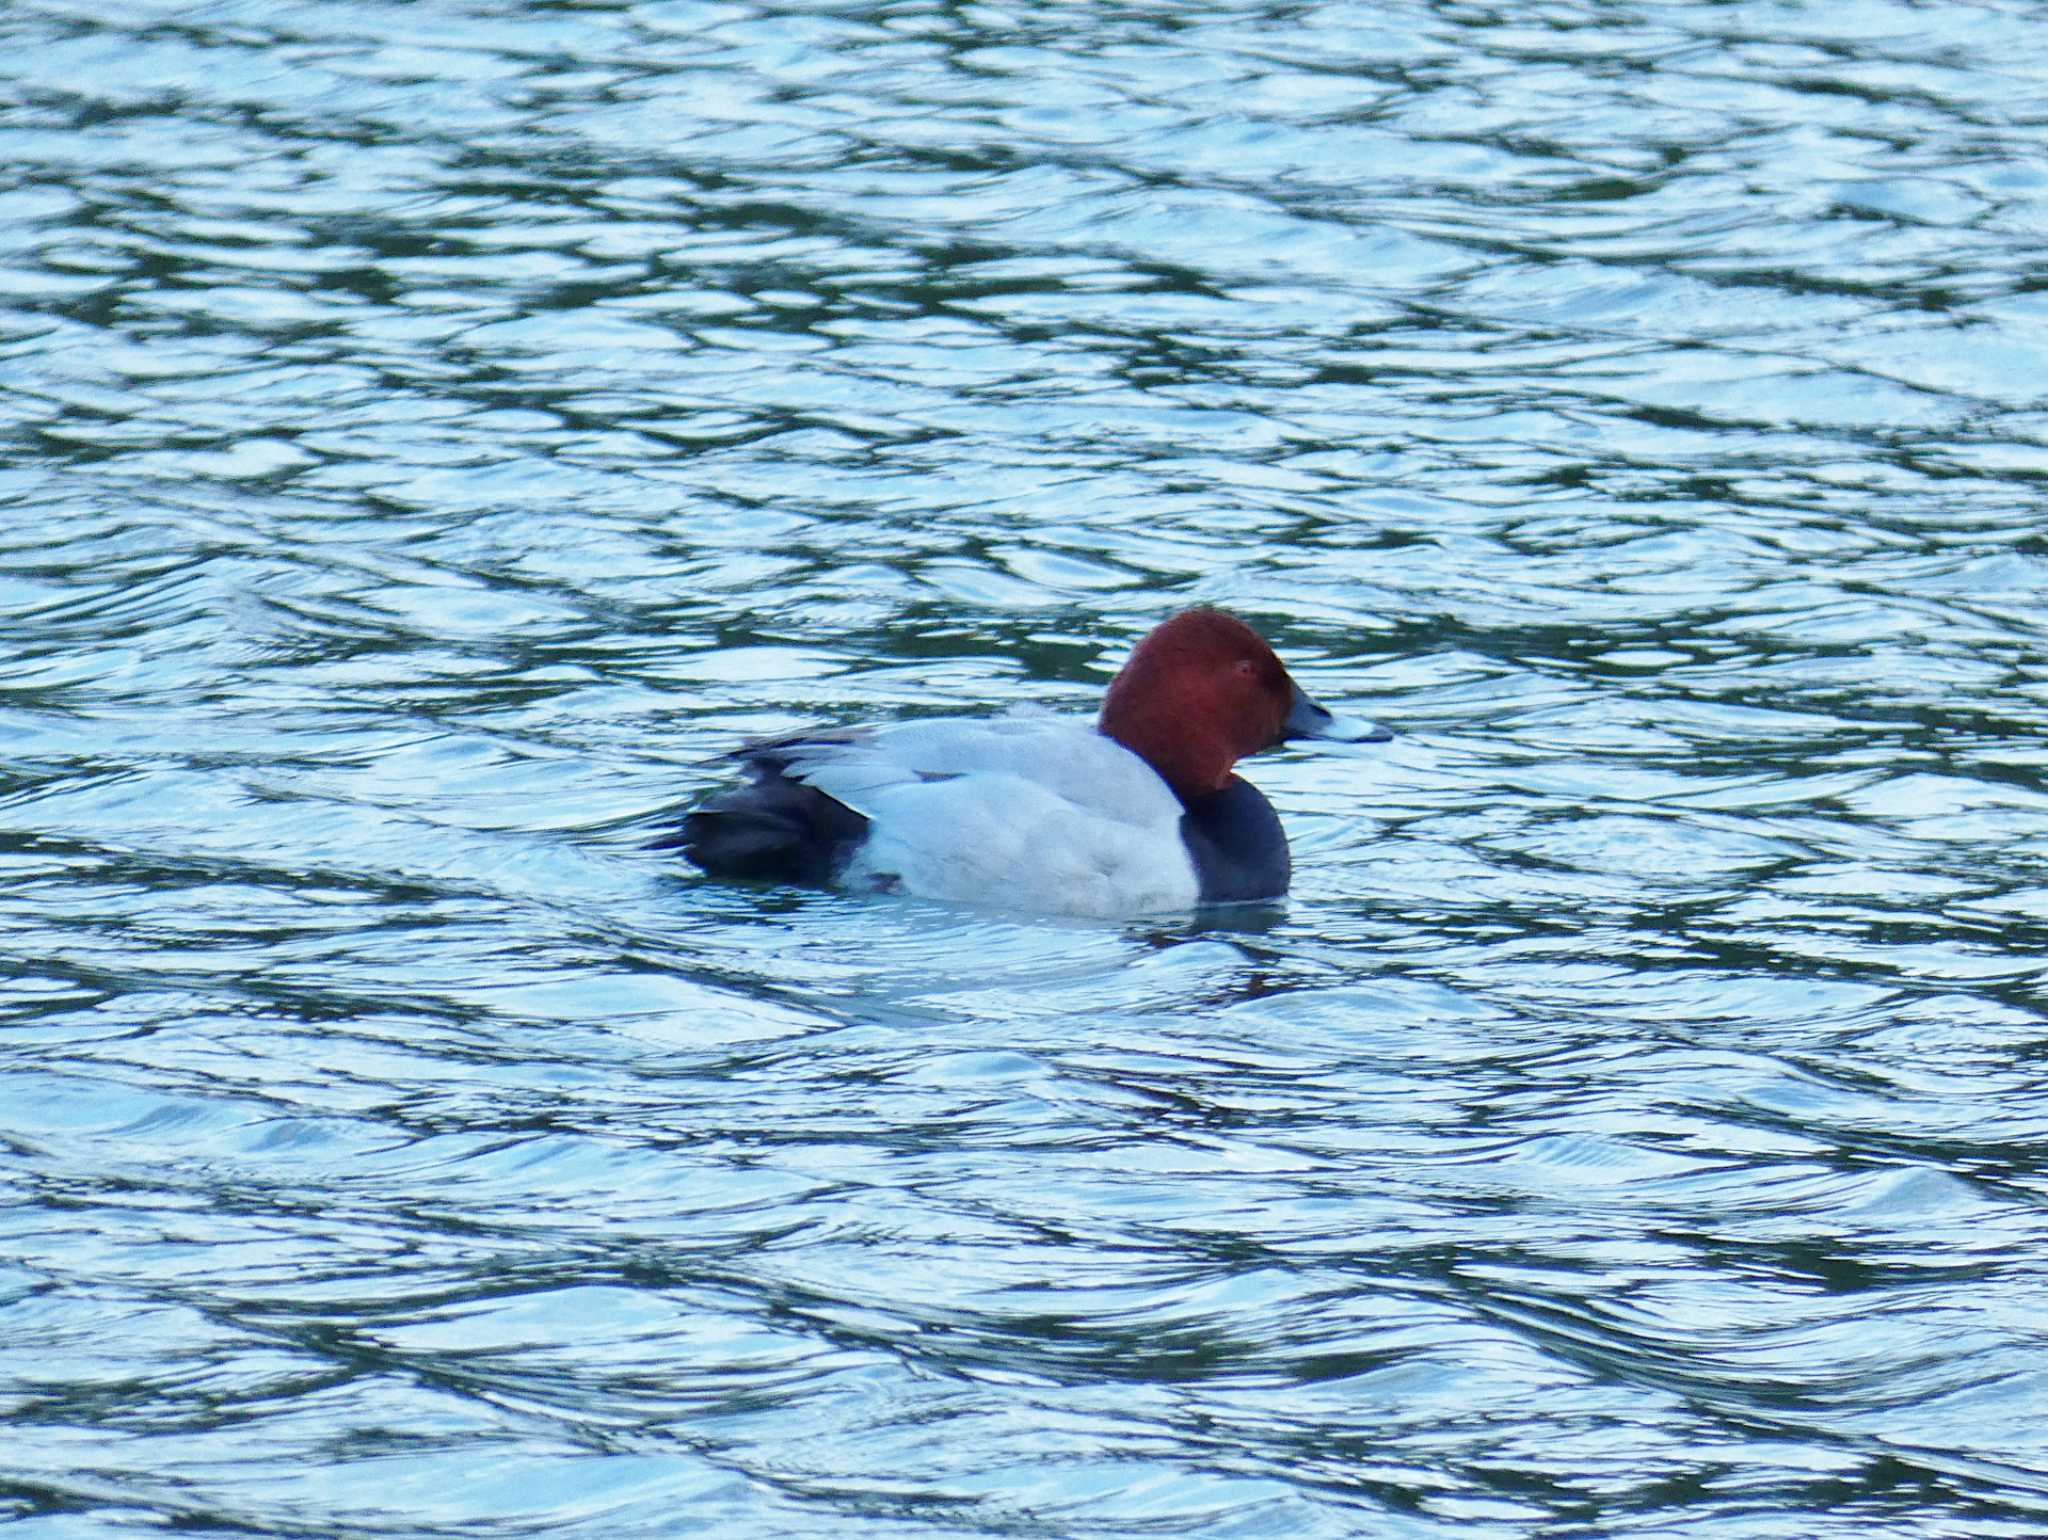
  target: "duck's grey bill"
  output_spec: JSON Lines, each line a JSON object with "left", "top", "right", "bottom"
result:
{"left": 1283, "top": 680, "right": 1392, "bottom": 743}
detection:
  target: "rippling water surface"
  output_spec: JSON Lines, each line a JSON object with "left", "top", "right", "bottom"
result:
{"left": 6, "top": 0, "right": 2048, "bottom": 1534}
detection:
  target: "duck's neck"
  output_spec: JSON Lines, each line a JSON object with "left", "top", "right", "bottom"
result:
{"left": 1098, "top": 696, "right": 1235, "bottom": 805}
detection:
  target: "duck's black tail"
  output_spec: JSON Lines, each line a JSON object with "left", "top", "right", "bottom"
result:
{"left": 654, "top": 772, "right": 869, "bottom": 888}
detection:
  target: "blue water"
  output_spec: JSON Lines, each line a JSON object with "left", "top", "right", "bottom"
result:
{"left": 5, "top": 0, "right": 2048, "bottom": 1535}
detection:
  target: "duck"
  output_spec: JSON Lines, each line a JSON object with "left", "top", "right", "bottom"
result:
{"left": 664, "top": 607, "right": 1388, "bottom": 917}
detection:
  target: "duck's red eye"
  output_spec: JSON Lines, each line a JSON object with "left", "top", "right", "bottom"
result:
{"left": 1235, "top": 658, "right": 1255, "bottom": 677}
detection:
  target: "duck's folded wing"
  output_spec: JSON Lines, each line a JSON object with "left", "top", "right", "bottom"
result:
{"left": 781, "top": 716, "right": 1185, "bottom": 827}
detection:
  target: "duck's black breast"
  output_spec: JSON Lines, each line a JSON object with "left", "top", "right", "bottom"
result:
{"left": 1179, "top": 774, "right": 1289, "bottom": 903}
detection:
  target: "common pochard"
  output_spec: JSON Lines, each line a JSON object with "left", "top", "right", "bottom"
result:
{"left": 667, "top": 608, "right": 1388, "bottom": 917}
